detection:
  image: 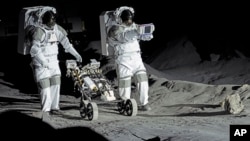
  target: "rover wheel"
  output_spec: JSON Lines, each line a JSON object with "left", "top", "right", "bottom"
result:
{"left": 125, "top": 99, "right": 137, "bottom": 116}
{"left": 79, "top": 101, "right": 87, "bottom": 118}
{"left": 117, "top": 101, "right": 125, "bottom": 114}
{"left": 86, "top": 102, "right": 98, "bottom": 120}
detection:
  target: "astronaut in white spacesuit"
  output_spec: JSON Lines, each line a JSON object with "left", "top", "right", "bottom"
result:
{"left": 29, "top": 10, "right": 82, "bottom": 118}
{"left": 107, "top": 6, "right": 153, "bottom": 111}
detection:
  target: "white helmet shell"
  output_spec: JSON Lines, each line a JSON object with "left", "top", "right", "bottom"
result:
{"left": 113, "top": 6, "right": 134, "bottom": 24}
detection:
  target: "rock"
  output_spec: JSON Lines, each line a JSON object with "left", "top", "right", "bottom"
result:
{"left": 221, "top": 93, "right": 244, "bottom": 114}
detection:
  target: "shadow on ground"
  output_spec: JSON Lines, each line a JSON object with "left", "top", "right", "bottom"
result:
{"left": 0, "top": 110, "right": 109, "bottom": 140}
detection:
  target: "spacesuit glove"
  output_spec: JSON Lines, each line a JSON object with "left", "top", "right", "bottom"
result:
{"left": 42, "top": 62, "right": 50, "bottom": 69}
{"left": 67, "top": 46, "right": 82, "bottom": 62}
{"left": 75, "top": 54, "right": 82, "bottom": 63}
{"left": 36, "top": 53, "right": 49, "bottom": 69}
{"left": 139, "top": 34, "right": 153, "bottom": 41}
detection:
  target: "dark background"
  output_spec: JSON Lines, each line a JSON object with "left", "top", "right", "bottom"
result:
{"left": 1, "top": 0, "right": 250, "bottom": 57}
{"left": 0, "top": 0, "right": 249, "bottom": 94}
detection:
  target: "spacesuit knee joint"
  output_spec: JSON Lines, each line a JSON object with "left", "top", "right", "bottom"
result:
{"left": 135, "top": 72, "right": 148, "bottom": 82}
{"left": 50, "top": 75, "right": 61, "bottom": 86}
{"left": 119, "top": 77, "right": 131, "bottom": 88}
{"left": 37, "top": 78, "right": 50, "bottom": 89}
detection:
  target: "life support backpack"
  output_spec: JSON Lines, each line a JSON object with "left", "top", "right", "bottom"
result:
{"left": 99, "top": 6, "right": 134, "bottom": 56}
{"left": 17, "top": 6, "right": 56, "bottom": 55}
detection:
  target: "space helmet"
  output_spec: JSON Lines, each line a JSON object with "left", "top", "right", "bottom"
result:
{"left": 42, "top": 10, "right": 56, "bottom": 28}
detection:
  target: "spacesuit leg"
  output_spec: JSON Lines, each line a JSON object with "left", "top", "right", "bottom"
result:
{"left": 135, "top": 70, "right": 149, "bottom": 105}
{"left": 50, "top": 75, "right": 61, "bottom": 110}
{"left": 37, "top": 78, "right": 51, "bottom": 112}
{"left": 117, "top": 64, "right": 132, "bottom": 100}
{"left": 119, "top": 77, "right": 131, "bottom": 100}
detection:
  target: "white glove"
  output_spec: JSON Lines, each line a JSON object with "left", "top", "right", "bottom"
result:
{"left": 35, "top": 53, "right": 50, "bottom": 69}
{"left": 67, "top": 46, "right": 82, "bottom": 62}
{"left": 140, "top": 34, "right": 153, "bottom": 41}
{"left": 75, "top": 54, "right": 82, "bottom": 62}
{"left": 42, "top": 62, "right": 50, "bottom": 69}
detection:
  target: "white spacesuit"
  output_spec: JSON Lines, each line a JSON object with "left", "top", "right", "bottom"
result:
{"left": 30, "top": 10, "right": 82, "bottom": 114}
{"left": 107, "top": 6, "right": 153, "bottom": 111}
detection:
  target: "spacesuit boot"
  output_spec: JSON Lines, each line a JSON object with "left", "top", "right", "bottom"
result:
{"left": 139, "top": 104, "right": 151, "bottom": 111}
